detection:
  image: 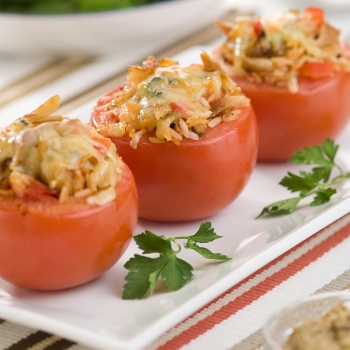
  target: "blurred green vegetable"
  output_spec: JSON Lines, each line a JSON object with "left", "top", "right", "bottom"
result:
{"left": 0, "top": 0, "right": 167, "bottom": 13}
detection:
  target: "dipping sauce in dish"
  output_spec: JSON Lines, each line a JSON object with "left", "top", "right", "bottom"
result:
{"left": 284, "top": 302, "right": 350, "bottom": 349}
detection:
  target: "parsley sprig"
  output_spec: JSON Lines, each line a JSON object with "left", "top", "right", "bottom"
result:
{"left": 122, "top": 222, "right": 231, "bottom": 299}
{"left": 257, "top": 139, "right": 350, "bottom": 218}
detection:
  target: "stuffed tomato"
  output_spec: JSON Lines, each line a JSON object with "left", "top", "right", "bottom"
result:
{"left": 91, "top": 52, "right": 258, "bottom": 222}
{"left": 215, "top": 7, "right": 350, "bottom": 161}
{"left": 0, "top": 96, "right": 138, "bottom": 290}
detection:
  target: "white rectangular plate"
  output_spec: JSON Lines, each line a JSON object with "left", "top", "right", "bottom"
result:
{"left": 1, "top": 46, "right": 350, "bottom": 350}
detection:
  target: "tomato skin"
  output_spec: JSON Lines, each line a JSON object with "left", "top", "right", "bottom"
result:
{"left": 252, "top": 18, "right": 263, "bottom": 36}
{"left": 0, "top": 163, "right": 138, "bottom": 290}
{"left": 92, "top": 104, "right": 258, "bottom": 222}
{"left": 303, "top": 7, "right": 324, "bottom": 27}
{"left": 299, "top": 62, "right": 334, "bottom": 79}
{"left": 233, "top": 72, "right": 350, "bottom": 162}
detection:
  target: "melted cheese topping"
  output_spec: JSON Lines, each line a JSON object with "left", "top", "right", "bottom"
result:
{"left": 95, "top": 52, "right": 250, "bottom": 148}
{"left": 0, "top": 96, "right": 122, "bottom": 205}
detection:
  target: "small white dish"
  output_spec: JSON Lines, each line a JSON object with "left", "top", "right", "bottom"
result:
{"left": 0, "top": 0, "right": 227, "bottom": 55}
{"left": 263, "top": 291, "right": 350, "bottom": 349}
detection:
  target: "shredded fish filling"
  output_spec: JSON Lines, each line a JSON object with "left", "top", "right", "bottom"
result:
{"left": 215, "top": 8, "right": 350, "bottom": 93}
{"left": 0, "top": 96, "right": 122, "bottom": 206}
{"left": 95, "top": 52, "right": 249, "bottom": 148}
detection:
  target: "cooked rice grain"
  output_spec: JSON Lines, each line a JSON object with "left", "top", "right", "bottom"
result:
{"left": 208, "top": 117, "right": 223, "bottom": 128}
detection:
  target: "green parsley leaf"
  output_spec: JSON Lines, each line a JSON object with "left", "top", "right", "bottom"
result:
{"left": 279, "top": 171, "right": 318, "bottom": 195}
{"left": 312, "top": 166, "right": 333, "bottom": 183}
{"left": 290, "top": 139, "right": 337, "bottom": 166}
{"left": 134, "top": 230, "right": 172, "bottom": 254}
{"left": 148, "top": 263, "right": 165, "bottom": 296}
{"left": 187, "top": 221, "right": 222, "bottom": 243}
{"left": 310, "top": 188, "right": 337, "bottom": 206}
{"left": 123, "top": 255, "right": 169, "bottom": 300}
{"left": 257, "top": 197, "right": 302, "bottom": 218}
{"left": 122, "top": 222, "right": 231, "bottom": 299}
{"left": 290, "top": 139, "right": 338, "bottom": 182}
{"left": 258, "top": 139, "right": 350, "bottom": 218}
{"left": 161, "top": 255, "right": 193, "bottom": 291}
{"left": 183, "top": 222, "right": 230, "bottom": 260}
{"left": 187, "top": 244, "right": 231, "bottom": 260}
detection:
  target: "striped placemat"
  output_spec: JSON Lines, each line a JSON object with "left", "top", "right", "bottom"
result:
{"left": 1, "top": 213, "right": 350, "bottom": 350}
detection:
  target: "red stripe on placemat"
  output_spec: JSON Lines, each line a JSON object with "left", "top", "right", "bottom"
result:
{"left": 157, "top": 220, "right": 350, "bottom": 350}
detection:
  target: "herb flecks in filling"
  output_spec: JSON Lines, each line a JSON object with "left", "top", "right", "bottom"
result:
{"left": 95, "top": 53, "right": 250, "bottom": 148}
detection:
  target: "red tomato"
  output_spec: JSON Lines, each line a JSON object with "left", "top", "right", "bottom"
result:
{"left": 233, "top": 73, "right": 350, "bottom": 162}
{"left": 91, "top": 134, "right": 112, "bottom": 156}
{"left": 0, "top": 162, "right": 138, "bottom": 290}
{"left": 20, "top": 176, "right": 59, "bottom": 201}
{"left": 253, "top": 18, "right": 263, "bottom": 36}
{"left": 303, "top": 7, "right": 324, "bottom": 27}
{"left": 299, "top": 62, "right": 334, "bottom": 79}
{"left": 91, "top": 94, "right": 258, "bottom": 222}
